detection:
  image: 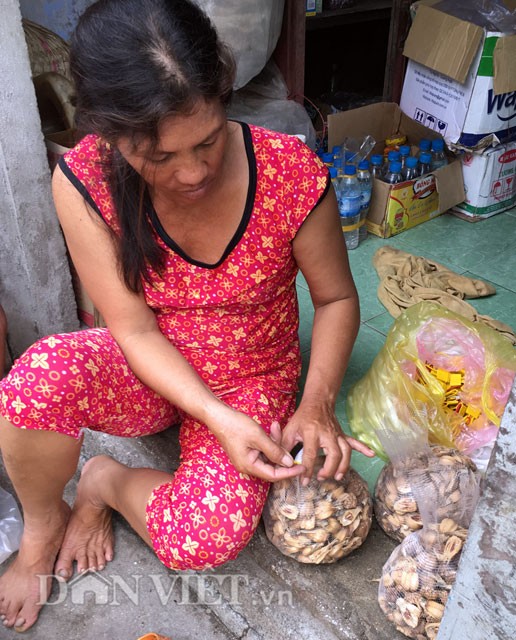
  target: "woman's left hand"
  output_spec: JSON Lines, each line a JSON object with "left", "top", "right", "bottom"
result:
{"left": 279, "top": 401, "right": 375, "bottom": 485}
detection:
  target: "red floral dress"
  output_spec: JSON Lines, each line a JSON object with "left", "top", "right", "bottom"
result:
{"left": 0, "top": 123, "right": 329, "bottom": 570}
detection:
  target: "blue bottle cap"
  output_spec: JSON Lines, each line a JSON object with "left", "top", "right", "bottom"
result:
{"left": 370, "top": 154, "right": 383, "bottom": 166}
{"left": 389, "top": 161, "right": 402, "bottom": 173}
{"left": 419, "top": 139, "right": 431, "bottom": 152}
{"left": 358, "top": 159, "right": 370, "bottom": 170}
{"left": 399, "top": 145, "right": 411, "bottom": 156}
{"left": 332, "top": 145, "right": 342, "bottom": 156}
{"left": 419, "top": 152, "right": 432, "bottom": 164}
{"left": 406, "top": 156, "right": 418, "bottom": 168}
{"left": 329, "top": 167, "right": 338, "bottom": 179}
{"left": 344, "top": 164, "right": 357, "bottom": 175}
{"left": 387, "top": 150, "right": 401, "bottom": 162}
{"left": 322, "top": 152, "right": 334, "bottom": 164}
{"left": 431, "top": 138, "right": 445, "bottom": 151}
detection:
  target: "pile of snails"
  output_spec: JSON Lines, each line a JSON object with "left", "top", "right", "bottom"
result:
{"left": 263, "top": 462, "right": 373, "bottom": 564}
{"left": 374, "top": 445, "right": 478, "bottom": 542}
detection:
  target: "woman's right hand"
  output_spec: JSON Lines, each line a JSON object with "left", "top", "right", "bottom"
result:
{"left": 208, "top": 407, "right": 305, "bottom": 483}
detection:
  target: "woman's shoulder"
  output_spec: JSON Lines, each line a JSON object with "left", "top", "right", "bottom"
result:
{"left": 60, "top": 134, "right": 112, "bottom": 178}
{"left": 246, "top": 123, "right": 324, "bottom": 171}
{"left": 57, "top": 133, "right": 116, "bottom": 225}
{"left": 247, "top": 122, "right": 307, "bottom": 150}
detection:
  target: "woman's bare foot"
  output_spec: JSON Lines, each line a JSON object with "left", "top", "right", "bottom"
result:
{"left": 54, "top": 456, "right": 115, "bottom": 580}
{"left": 0, "top": 500, "right": 70, "bottom": 632}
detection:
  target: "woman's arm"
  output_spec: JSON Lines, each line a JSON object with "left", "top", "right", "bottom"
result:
{"left": 284, "top": 185, "right": 375, "bottom": 483}
{"left": 52, "top": 165, "right": 303, "bottom": 482}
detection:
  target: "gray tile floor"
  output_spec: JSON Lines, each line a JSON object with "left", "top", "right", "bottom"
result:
{"left": 297, "top": 207, "right": 516, "bottom": 490}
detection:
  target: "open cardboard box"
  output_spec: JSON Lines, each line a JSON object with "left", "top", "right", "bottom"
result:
{"left": 400, "top": 0, "right": 516, "bottom": 152}
{"left": 452, "top": 140, "right": 516, "bottom": 220}
{"left": 328, "top": 102, "right": 465, "bottom": 238}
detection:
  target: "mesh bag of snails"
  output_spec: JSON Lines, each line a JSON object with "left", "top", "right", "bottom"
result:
{"left": 262, "top": 455, "right": 373, "bottom": 564}
{"left": 374, "top": 441, "right": 479, "bottom": 543}
{"left": 378, "top": 455, "right": 480, "bottom": 640}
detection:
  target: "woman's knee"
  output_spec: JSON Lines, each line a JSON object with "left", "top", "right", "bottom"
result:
{"left": 148, "top": 481, "right": 265, "bottom": 571}
{"left": 0, "top": 333, "right": 97, "bottom": 435}
{"left": 154, "top": 515, "right": 258, "bottom": 571}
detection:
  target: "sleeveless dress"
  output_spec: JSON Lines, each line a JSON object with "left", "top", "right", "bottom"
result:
{"left": 0, "top": 122, "right": 329, "bottom": 570}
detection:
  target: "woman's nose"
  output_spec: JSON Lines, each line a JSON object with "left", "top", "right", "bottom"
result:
{"left": 175, "top": 156, "right": 208, "bottom": 186}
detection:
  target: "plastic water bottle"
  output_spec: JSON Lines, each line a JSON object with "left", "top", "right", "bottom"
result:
{"left": 322, "top": 152, "right": 334, "bottom": 168}
{"left": 402, "top": 156, "right": 419, "bottom": 181}
{"left": 418, "top": 152, "right": 432, "bottom": 176}
{"left": 329, "top": 166, "right": 339, "bottom": 191}
{"left": 344, "top": 150, "right": 356, "bottom": 165}
{"left": 384, "top": 149, "right": 401, "bottom": 174}
{"left": 430, "top": 138, "right": 448, "bottom": 170}
{"left": 338, "top": 164, "right": 361, "bottom": 250}
{"left": 418, "top": 139, "right": 431, "bottom": 157}
{"left": 383, "top": 160, "right": 403, "bottom": 184}
{"left": 399, "top": 144, "right": 411, "bottom": 170}
{"left": 370, "top": 154, "right": 384, "bottom": 180}
{"left": 334, "top": 156, "right": 344, "bottom": 177}
{"left": 331, "top": 144, "right": 343, "bottom": 162}
{"left": 357, "top": 159, "right": 372, "bottom": 244}
{"left": 387, "top": 150, "right": 401, "bottom": 163}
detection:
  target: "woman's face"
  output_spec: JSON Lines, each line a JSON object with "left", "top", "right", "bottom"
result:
{"left": 117, "top": 100, "right": 229, "bottom": 204}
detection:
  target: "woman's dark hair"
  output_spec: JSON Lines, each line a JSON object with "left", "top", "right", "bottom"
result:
{"left": 69, "top": 0, "right": 236, "bottom": 291}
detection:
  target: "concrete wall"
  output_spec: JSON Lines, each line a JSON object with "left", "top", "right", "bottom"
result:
{"left": 0, "top": 0, "right": 79, "bottom": 359}
{"left": 438, "top": 381, "right": 516, "bottom": 640}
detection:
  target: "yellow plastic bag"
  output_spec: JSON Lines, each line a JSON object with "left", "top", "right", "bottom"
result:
{"left": 346, "top": 301, "right": 516, "bottom": 470}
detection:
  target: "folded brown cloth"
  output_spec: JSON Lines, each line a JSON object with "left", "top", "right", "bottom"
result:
{"left": 373, "top": 246, "right": 516, "bottom": 344}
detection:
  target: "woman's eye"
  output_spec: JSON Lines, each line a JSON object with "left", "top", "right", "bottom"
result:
{"left": 152, "top": 154, "right": 172, "bottom": 164}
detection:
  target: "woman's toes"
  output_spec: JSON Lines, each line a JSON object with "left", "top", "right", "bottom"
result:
{"left": 56, "top": 567, "right": 70, "bottom": 580}
{"left": 14, "top": 616, "right": 26, "bottom": 630}
{"left": 54, "top": 551, "right": 74, "bottom": 581}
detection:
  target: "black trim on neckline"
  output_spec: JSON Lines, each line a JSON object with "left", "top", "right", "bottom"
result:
{"left": 58, "top": 155, "right": 104, "bottom": 220}
{"left": 147, "top": 122, "right": 256, "bottom": 269}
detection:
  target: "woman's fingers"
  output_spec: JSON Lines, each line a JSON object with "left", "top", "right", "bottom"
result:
{"left": 255, "top": 429, "right": 295, "bottom": 469}
{"left": 269, "top": 420, "right": 282, "bottom": 444}
{"left": 335, "top": 436, "right": 353, "bottom": 480}
{"left": 249, "top": 457, "right": 305, "bottom": 483}
{"left": 344, "top": 435, "right": 376, "bottom": 457}
{"left": 317, "top": 442, "right": 342, "bottom": 481}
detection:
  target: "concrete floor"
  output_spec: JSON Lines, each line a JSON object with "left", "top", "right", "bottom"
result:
{"left": 2, "top": 207, "right": 516, "bottom": 639}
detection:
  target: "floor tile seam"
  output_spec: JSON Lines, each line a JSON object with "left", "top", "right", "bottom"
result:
{"left": 390, "top": 243, "right": 472, "bottom": 273}
{"left": 359, "top": 323, "right": 391, "bottom": 340}
{"left": 377, "top": 237, "right": 475, "bottom": 271}
{"left": 361, "top": 310, "right": 390, "bottom": 327}
{"left": 296, "top": 279, "right": 310, "bottom": 292}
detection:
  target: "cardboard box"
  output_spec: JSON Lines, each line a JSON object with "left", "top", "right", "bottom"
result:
{"left": 328, "top": 102, "right": 465, "bottom": 238}
{"left": 452, "top": 141, "right": 516, "bottom": 219}
{"left": 400, "top": 1, "right": 516, "bottom": 152}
